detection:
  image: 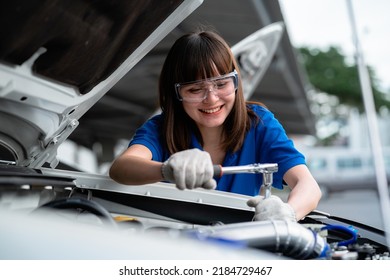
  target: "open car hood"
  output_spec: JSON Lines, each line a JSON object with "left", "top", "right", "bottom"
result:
{"left": 0, "top": 0, "right": 283, "bottom": 170}
{"left": 0, "top": 0, "right": 203, "bottom": 168}
{"left": 0, "top": 0, "right": 284, "bottom": 171}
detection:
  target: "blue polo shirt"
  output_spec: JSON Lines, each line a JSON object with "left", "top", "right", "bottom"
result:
{"left": 129, "top": 104, "right": 306, "bottom": 196}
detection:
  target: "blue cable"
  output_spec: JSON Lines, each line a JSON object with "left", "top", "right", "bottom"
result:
{"left": 320, "top": 224, "right": 358, "bottom": 246}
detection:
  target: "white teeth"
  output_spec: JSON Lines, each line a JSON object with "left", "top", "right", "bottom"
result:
{"left": 201, "top": 107, "right": 221, "bottom": 114}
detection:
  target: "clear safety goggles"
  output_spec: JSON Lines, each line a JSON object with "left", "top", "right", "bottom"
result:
{"left": 175, "top": 70, "right": 238, "bottom": 103}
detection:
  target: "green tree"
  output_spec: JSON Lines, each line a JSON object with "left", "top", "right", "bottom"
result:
{"left": 298, "top": 46, "right": 390, "bottom": 112}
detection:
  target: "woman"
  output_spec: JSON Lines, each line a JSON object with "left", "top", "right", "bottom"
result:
{"left": 109, "top": 30, "right": 321, "bottom": 222}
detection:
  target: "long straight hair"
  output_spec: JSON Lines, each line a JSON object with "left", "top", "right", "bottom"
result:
{"left": 158, "top": 30, "right": 258, "bottom": 154}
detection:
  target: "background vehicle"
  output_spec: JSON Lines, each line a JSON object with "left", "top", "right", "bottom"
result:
{"left": 304, "top": 147, "right": 390, "bottom": 197}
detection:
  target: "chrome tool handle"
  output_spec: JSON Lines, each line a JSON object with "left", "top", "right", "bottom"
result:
{"left": 213, "top": 163, "right": 278, "bottom": 177}
{"left": 213, "top": 163, "right": 278, "bottom": 198}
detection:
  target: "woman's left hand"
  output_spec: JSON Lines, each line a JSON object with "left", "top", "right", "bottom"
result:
{"left": 247, "top": 195, "right": 296, "bottom": 222}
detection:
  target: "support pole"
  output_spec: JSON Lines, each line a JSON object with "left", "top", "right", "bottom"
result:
{"left": 346, "top": 0, "right": 390, "bottom": 248}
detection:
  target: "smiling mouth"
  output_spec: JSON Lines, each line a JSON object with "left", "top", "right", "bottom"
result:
{"left": 199, "top": 105, "right": 223, "bottom": 114}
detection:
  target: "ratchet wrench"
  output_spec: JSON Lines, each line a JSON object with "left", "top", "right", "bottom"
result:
{"left": 213, "top": 163, "right": 278, "bottom": 198}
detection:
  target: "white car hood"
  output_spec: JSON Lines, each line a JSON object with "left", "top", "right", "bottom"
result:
{"left": 0, "top": 0, "right": 203, "bottom": 168}
{"left": 0, "top": 0, "right": 283, "bottom": 169}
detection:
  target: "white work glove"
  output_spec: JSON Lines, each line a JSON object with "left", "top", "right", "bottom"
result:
{"left": 247, "top": 195, "right": 296, "bottom": 222}
{"left": 161, "top": 148, "right": 217, "bottom": 190}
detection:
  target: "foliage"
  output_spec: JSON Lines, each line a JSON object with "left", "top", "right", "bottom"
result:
{"left": 298, "top": 46, "right": 390, "bottom": 112}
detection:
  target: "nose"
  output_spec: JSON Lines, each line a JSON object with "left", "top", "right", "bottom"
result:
{"left": 203, "top": 85, "right": 220, "bottom": 102}
{"left": 206, "top": 83, "right": 218, "bottom": 92}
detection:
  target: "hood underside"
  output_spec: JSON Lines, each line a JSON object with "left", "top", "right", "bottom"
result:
{"left": 1, "top": 0, "right": 189, "bottom": 93}
{"left": 0, "top": 0, "right": 284, "bottom": 170}
{"left": 0, "top": 0, "right": 203, "bottom": 168}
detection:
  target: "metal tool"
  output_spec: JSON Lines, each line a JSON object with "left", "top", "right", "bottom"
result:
{"left": 213, "top": 163, "right": 278, "bottom": 198}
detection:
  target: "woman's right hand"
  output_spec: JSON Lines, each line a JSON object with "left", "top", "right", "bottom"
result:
{"left": 161, "top": 148, "right": 217, "bottom": 190}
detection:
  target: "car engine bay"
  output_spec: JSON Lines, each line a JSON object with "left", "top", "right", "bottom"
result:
{"left": 0, "top": 165, "right": 389, "bottom": 260}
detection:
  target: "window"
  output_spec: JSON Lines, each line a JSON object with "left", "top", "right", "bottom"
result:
{"left": 336, "top": 157, "right": 362, "bottom": 169}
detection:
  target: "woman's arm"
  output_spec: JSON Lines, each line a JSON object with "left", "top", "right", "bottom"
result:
{"left": 109, "top": 144, "right": 164, "bottom": 185}
{"left": 283, "top": 164, "right": 322, "bottom": 220}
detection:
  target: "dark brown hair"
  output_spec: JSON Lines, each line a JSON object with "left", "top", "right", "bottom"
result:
{"left": 158, "top": 30, "right": 258, "bottom": 154}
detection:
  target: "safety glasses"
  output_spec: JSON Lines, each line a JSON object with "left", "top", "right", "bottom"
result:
{"left": 175, "top": 70, "right": 238, "bottom": 103}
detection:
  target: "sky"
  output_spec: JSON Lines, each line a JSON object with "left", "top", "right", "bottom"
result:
{"left": 279, "top": 0, "right": 390, "bottom": 92}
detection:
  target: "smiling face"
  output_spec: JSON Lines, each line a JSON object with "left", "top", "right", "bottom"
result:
{"left": 181, "top": 72, "right": 236, "bottom": 130}
{"left": 159, "top": 31, "right": 246, "bottom": 153}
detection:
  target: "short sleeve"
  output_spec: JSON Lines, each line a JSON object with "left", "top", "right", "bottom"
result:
{"left": 129, "top": 114, "right": 166, "bottom": 162}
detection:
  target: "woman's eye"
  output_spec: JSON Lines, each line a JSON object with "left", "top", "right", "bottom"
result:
{"left": 216, "top": 82, "right": 226, "bottom": 88}
{"left": 188, "top": 88, "right": 203, "bottom": 94}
